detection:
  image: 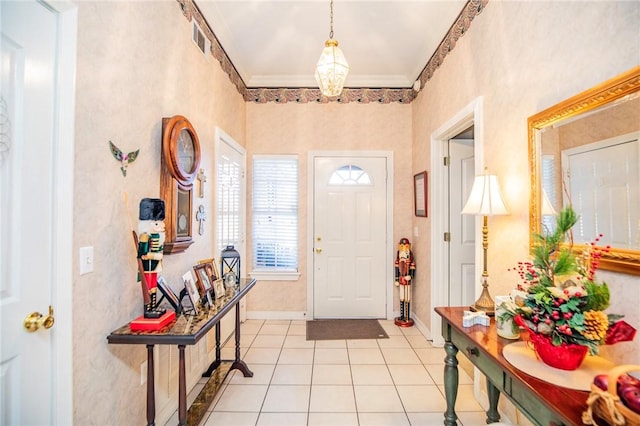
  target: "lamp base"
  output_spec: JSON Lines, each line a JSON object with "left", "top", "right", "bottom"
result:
{"left": 471, "top": 282, "right": 495, "bottom": 316}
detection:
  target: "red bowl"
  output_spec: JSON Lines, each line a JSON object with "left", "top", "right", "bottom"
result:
{"left": 529, "top": 332, "right": 588, "bottom": 371}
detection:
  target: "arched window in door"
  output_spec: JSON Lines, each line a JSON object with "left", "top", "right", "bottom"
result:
{"left": 328, "top": 164, "right": 372, "bottom": 185}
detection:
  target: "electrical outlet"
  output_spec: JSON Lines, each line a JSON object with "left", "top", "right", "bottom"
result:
{"left": 140, "top": 360, "right": 147, "bottom": 385}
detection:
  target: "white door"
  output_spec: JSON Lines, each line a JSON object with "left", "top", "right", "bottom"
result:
{"left": 1, "top": 2, "right": 75, "bottom": 424}
{"left": 563, "top": 133, "right": 640, "bottom": 249}
{"left": 449, "top": 139, "right": 476, "bottom": 306}
{"left": 313, "top": 156, "right": 387, "bottom": 318}
{"left": 215, "top": 128, "right": 246, "bottom": 321}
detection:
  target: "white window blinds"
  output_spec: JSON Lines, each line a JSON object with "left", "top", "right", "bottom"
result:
{"left": 252, "top": 156, "right": 298, "bottom": 271}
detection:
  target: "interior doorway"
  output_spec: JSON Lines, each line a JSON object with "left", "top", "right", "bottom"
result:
{"left": 429, "top": 98, "right": 484, "bottom": 345}
{"left": 0, "top": 1, "right": 76, "bottom": 423}
{"left": 448, "top": 132, "right": 476, "bottom": 308}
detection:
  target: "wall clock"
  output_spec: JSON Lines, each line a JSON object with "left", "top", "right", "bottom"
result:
{"left": 160, "top": 115, "right": 201, "bottom": 254}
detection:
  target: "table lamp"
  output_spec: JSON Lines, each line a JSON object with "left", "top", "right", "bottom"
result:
{"left": 461, "top": 167, "right": 509, "bottom": 315}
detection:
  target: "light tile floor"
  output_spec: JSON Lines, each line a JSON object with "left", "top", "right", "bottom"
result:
{"left": 166, "top": 319, "right": 497, "bottom": 426}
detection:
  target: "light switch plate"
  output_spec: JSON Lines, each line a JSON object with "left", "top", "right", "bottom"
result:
{"left": 79, "top": 246, "right": 94, "bottom": 275}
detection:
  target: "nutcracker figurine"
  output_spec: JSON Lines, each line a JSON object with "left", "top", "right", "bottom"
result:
{"left": 394, "top": 238, "right": 415, "bottom": 327}
{"left": 137, "top": 198, "right": 167, "bottom": 318}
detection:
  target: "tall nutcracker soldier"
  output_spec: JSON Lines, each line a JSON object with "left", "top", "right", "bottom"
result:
{"left": 137, "top": 198, "right": 167, "bottom": 318}
{"left": 394, "top": 238, "right": 415, "bottom": 327}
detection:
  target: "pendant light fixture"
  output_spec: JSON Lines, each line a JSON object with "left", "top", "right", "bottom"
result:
{"left": 315, "top": 0, "right": 349, "bottom": 97}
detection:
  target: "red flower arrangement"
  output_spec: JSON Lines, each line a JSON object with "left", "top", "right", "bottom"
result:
{"left": 500, "top": 207, "right": 636, "bottom": 361}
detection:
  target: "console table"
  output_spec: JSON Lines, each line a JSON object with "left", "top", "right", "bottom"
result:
{"left": 435, "top": 306, "right": 592, "bottom": 426}
{"left": 108, "top": 278, "right": 257, "bottom": 426}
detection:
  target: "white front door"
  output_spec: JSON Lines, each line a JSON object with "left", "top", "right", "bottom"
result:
{"left": 1, "top": 2, "right": 75, "bottom": 424}
{"left": 313, "top": 156, "right": 387, "bottom": 318}
{"left": 449, "top": 139, "right": 476, "bottom": 306}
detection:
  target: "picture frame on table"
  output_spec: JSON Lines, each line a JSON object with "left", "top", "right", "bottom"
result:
{"left": 413, "top": 171, "right": 428, "bottom": 217}
{"left": 212, "top": 278, "right": 225, "bottom": 300}
{"left": 197, "top": 258, "right": 219, "bottom": 282}
{"left": 193, "top": 264, "right": 214, "bottom": 307}
{"left": 157, "top": 276, "right": 182, "bottom": 314}
{"left": 182, "top": 271, "right": 200, "bottom": 315}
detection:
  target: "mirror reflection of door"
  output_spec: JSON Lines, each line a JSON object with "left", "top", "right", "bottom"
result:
{"left": 448, "top": 133, "right": 476, "bottom": 307}
{"left": 313, "top": 156, "right": 387, "bottom": 318}
{"left": 561, "top": 132, "right": 640, "bottom": 249}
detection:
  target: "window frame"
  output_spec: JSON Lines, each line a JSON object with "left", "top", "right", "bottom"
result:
{"left": 250, "top": 154, "right": 300, "bottom": 281}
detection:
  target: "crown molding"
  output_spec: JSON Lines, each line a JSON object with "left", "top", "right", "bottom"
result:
{"left": 180, "top": 0, "right": 487, "bottom": 104}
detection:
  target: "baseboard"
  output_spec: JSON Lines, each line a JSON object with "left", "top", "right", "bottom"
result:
{"left": 246, "top": 311, "right": 308, "bottom": 321}
{"left": 391, "top": 311, "right": 432, "bottom": 342}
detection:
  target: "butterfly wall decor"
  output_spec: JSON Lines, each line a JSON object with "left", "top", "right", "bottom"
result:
{"left": 109, "top": 140, "right": 139, "bottom": 177}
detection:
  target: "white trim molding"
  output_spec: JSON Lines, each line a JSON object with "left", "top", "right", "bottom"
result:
{"left": 429, "top": 97, "right": 483, "bottom": 347}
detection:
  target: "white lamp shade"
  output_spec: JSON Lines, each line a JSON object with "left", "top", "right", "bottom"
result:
{"left": 315, "top": 39, "right": 349, "bottom": 97}
{"left": 461, "top": 173, "right": 509, "bottom": 216}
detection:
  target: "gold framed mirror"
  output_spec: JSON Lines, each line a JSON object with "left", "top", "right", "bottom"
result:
{"left": 528, "top": 66, "right": 640, "bottom": 275}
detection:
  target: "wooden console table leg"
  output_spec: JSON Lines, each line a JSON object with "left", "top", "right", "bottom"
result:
{"left": 178, "top": 345, "right": 187, "bottom": 426}
{"left": 486, "top": 380, "right": 501, "bottom": 423}
{"left": 146, "top": 345, "right": 155, "bottom": 426}
{"left": 230, "top": 301, "right": 253, "bottom": 377}
{"left": 202, "top": 323, "right": 222, "bottom": 377}
{"left": 443, "top": 341, "right": 459, "bottom": 426}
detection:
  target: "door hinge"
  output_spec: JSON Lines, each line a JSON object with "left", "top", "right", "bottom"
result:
{"left": 444, "top": 232, "right": 451, "bottom": 242}
{"left": 444, "top": 156, "right": 450, "bottom": 166}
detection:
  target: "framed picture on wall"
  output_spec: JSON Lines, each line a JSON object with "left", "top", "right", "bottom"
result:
{"left": 414, "top": 171, "right": 428, "bottom": 217}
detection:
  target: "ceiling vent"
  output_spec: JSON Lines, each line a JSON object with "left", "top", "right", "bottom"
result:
{"left": 192, "top": 20, "right": 211, "bottom": 59}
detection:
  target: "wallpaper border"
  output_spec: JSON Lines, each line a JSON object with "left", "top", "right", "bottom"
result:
{"left": 179, "top": 0, "right": 488, "bottom": 104}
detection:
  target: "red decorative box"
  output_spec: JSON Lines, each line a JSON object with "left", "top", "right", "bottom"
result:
{"left": 129, "top": 311, "right": 176, "bottom": 332}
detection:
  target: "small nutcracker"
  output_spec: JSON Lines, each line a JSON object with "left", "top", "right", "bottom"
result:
{"left": 137, "top": 198, "right": 167, "bottom": 318}
{"left": 394, "top": 238, "right": 415, "bottom": 327}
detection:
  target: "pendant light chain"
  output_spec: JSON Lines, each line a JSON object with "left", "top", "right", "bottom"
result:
{"left": 329, "top": 0, "right": 334, "bottom": 39}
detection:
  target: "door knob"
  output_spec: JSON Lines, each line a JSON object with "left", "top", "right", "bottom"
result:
{"left": 24, "top": 305, "right": 55, "bottom": 332}
{"left": 315, "top": 248, "right": 323, "bottom": 254}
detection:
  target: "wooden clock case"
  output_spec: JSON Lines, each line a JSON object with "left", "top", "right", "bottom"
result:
{"left": 160, "top": 115, "right": 201, "bottom": 254}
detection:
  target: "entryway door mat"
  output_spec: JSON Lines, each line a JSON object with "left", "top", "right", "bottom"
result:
{"left": 306, "top": 319, "right": 389, "bottom": 341}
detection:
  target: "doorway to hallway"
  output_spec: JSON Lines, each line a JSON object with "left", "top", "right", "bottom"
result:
{"left": 429, "top": 98, "right": 484, "bottom": 345}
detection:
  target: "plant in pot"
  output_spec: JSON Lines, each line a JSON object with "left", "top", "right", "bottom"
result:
{"left": 499, "top": 206, "right": 634, "bottom": 370}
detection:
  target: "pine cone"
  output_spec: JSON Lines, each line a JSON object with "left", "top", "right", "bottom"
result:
{"left": 581, "top": 310, "right": 609, "bottom": 341}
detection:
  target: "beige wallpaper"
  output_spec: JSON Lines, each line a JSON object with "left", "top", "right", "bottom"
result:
{"left": 73, "top": 2, "right": 245, "bottom": 424}
{"left": 411, "top": 1, "right": 639, "bottom": 363}
{"left": 245, "top": 102, "right": 413, "bottom": 312}
{"left": 69, "top": 1, "right": 639, "bottom": 424}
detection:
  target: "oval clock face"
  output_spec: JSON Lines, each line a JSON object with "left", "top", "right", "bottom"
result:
{"left": 177, "top": 129, "right": 195, "bottom": 174}
{"left": 162, "top": 115, "right": 201, "bottom": 186}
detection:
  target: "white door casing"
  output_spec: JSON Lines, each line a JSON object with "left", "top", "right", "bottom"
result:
{"left": 449, "top": 139, "right": 476, "bottom": 307}
{"left": 0, "top": 1, "right": 76, "bottom": 424}
{"left": 308, "top": 152, "right": 393, "bottom": 319}
{"left": 430, "top": 98, "right": 483, "bottom": 345}
{"left": 215, "top": 127, "right": 246, "bottom": 323}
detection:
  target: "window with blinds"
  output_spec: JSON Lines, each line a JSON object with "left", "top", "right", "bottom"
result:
{"left": 252, "top": 155, "right": 298, "bottom": 271}
{"left": 542, "top": 154, "right": 557, "bottom": 235}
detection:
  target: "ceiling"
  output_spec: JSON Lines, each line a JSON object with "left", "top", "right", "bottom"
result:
{"left": 196, "top": 0, "right": 468, "bottom": 89}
